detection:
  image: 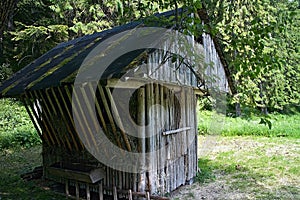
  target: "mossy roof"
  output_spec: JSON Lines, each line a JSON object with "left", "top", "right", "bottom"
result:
{"left": 0, "top": 9, "right": 182, "bottom": 97}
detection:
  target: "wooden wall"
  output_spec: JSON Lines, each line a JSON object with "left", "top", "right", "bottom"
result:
{"left": 22, "top": 81, "right": 198, "bottom": 196}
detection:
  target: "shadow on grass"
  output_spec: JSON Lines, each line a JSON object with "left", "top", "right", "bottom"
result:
{"left": 195, "top": 158, "right": 300, "bottom": 199}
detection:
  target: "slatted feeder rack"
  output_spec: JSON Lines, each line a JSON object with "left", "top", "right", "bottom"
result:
{"left": 0, "top": 8, "right": 233, "bottom": 200}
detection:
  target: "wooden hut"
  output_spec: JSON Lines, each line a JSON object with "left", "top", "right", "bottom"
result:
{"left": 0, "top": 8, "right": 233, "bottom": 200}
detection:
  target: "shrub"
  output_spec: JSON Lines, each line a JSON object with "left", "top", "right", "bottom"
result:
{"left": 0, "top": 99, "right": 41, "bottom": 149}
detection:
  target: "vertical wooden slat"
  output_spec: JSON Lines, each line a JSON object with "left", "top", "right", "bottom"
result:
{"left": 75, "top": 181, "right": 79, "bottom": 200}
{"left": 87, "top": 83, "right": 108, "bottom": 134}
{"left": 128, "top": 190, "right": 133, "bottom": 200}
{"left": 35, "top": 90, "right": 61, "bottom": 147}
{"left": 64, "top": 85, "right": 87, "bottom": 149}
{"left": 86, "top": 184, "right": 90, "bottom": 200}
{"left": 154, "top": 83, "right": 162, "bottom": 194}
{"left": 194, "top": 90, "right": 198, "bottom": 176}
{"left": 78, "top": 85, "right": 100, "bottom": 149}
{"left": 113, "top": 186, "right": 118, "bottom": 200}
{"left": 45, "top": 89, "right": 68, "bottom": 149}
{"left": 105, "top": 87, "right": 132, "bottom": 151}
{"left": 160, "top": 84, "right": 167, "bottom": 194}
{"left": 65, "top": 180, "right": 69, "bottom": 197}
{"left": 24, "top": 92, "right": 52, "bottom": 146}
{"left": 146, "top": 82, "right": 156, "bottom": 193}
{"left": 99, "top": 182, "right": 103, "bottom": 200}
{"left": 21, "top": 97, "right": 43, "bottom": 139}
{"left": 57, "top": 87, "right": 84, "bottom": 150}
{"left": 71, "top": 85, "right": 93, "bottom": 149}
{"left": 97, "top": 85, "right": 122, "bottom": 148}
{"left": 146, "top": 191, "right": 150, "bottom": 200}
{"left": 51, "top": 88, "right": 79, "bottom": 151}
{"left": 137, "top": 86, "right": 146, "bottom": 193}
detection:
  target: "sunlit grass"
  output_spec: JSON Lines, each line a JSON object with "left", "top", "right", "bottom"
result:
{"left": 198, "top": 110, "right": 300, "bottom": 138}
{"left": 196, "top": 136, "right": 300, "bottom": 199}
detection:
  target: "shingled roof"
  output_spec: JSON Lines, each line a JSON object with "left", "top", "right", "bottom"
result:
{"left": 0, "top": 8, "right": 235, "bottom": 97}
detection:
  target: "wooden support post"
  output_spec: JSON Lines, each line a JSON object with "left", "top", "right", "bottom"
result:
{"left": 137, "top": 87, "right": 146, "bottom": 193}
{"left": 99, "top": 182, "right": 103, "bottom": 200}
{"left": 75, "top": 181, "right": 79, "bottom": 200}
{"left": 128, "top": 190, "right": 133, "bottom": 200}
{"left": 146, "top": 192, "right": 150, "bottom": 200}
{"left": 113, "top": 186, "right": 118, "bottom": 200}
{"left": 65, "top": 180, "right": 69, "bottom": 197}
{"left": 86, "top": 184, "right": 90, "bottom": 200}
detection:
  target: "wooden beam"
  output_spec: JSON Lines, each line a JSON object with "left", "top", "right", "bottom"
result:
{"left": 162, "top": 127, "right": 191, "bottom": 136}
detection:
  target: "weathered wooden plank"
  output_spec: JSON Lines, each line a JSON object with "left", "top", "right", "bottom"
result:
{"left": 105, "top": 86, "right": 132, "bottom": 152}
{"left": 64, "top": 85, "right": 89, "bottom": 149}
{"left": 97, "top": 85, "right": 122, "bottom": 148}
{"left": 78, "top": 85, "right": 100, "bottom": 150}
{"left": 57, "top": 87, "right": 84, "bottom": 150}
{"left": 113, "top": 186, "right": 118, "bottom": 200}
{"left": 50, "top": 88, "right": 79, "bottom": 151}
{"left": 87, "top": 83, "right": 108, "bottom": 134}
{"left": 45, "top": 88, "right": 71, "bottom": 149}
{"left": 25, "top": 92, "right": 54, "bottom": 146}
{"left": 99, "top": 182, "right": 103, "bottom": 200}
{"left": 71, "top": 85, "right": 95, "bottom": 149}
{"left": 21, "top": 96, "right": 43, "bottom": 142}
{"left": 137, "top": 86, "right": 146, "bottom": 192}
{"left": 34, "top": 90, "right": 60, "bottom": 146}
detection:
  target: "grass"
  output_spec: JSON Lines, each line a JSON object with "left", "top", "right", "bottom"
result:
{"left": 198, "top": 110, "right": 300, "bottom": 138}
{"left": 193, "top": 135, "right": 300, "bottom": 199}
{"left": 0, "top": 99, "right": 299, "bottom": 199}
{"left": 0, "top": 146, "right": 62, "bottom": 199}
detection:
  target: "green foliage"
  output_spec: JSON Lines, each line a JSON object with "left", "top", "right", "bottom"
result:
{"left": 0, "top": 0, "right": 298, "bottom": 115}
{"left": 206, "top": 0, "right": 300, "bottom": 113}
{"left": 0, "top": 99, "right": 40, "bottom": 149}
{"left": 0, "top": 63, "right": 13, "bottom": 83}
